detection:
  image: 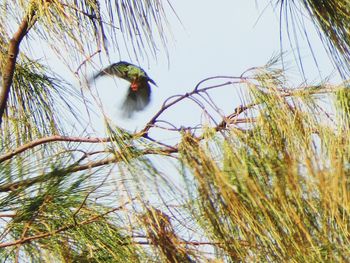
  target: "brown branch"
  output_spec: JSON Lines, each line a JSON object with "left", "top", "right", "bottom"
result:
{"left": 0, "top": 147, "right": 177, "bottom": 192}
{"left": 0, "top": 213, "right": 16, "bottom": 218}
{"left": 0, "top": 176, "right": 46, "bottom": 193}
{"left": 0, "top": 135, "right": 111, "bottom": 163}
{"left": 0, "top": 10, "right": 36, "bottom": 127}
{"left": 140, "top": 77, "right": 245, "bottom": 136}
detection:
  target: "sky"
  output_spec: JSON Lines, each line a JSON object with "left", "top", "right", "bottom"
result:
{"left": 27, "top": 0, "right": 337, "bottom": 139}
{"left": 83, "top": 0, "right": 336, "bottom": 140}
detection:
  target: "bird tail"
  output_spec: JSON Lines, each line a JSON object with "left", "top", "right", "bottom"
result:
{"left": 121, "top": 80, "right": 151, "bottom": 118}
{"left": 147, "top": 77, "right": 157, "bottom": 87}
{"left": 87, "top": 70, "right": 105, "bottom": 84}
{"left": 90, "top": 64, "right": 121, "bottom": 82}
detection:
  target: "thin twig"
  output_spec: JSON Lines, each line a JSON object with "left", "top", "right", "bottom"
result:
{"left": 72, "top": 170, "right": 113, "bottom": 224}
{"left": 0, "top": 213, "right": 16, "bottom": 218}
{"left": 194, "top": 76, "right": 247, "bottom": 91}
{"left": 75, "top": 49, "right": 101, "bottom": 74}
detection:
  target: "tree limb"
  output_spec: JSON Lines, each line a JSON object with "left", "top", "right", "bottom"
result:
{"left": 0, "top": 10, "right": 36, "bottom": 127}
{"left": 0, "top": 147, "right": 177, "bottom": 192}
{"left": 0, "top": 135, "right": 111, "bottom": 163}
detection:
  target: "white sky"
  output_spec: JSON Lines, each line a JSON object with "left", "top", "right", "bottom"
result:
{"left": 87, "top": 0, "right": 335, "bottom": 137}
{"left": 27, "top": 0, "right": 337, "bottom": 137}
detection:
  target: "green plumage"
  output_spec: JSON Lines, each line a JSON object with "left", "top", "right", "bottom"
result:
{"left": 92, "top": 61, "right": 157, "bottom": 117}
{"left": 93, "top": 61, "right": 156, "bottom": 86}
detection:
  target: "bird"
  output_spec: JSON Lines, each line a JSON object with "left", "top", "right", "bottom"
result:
{"left": 91, "top": 61, "right": 157, "bottom": 118}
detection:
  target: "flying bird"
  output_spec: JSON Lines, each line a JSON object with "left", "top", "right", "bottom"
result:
{"left": 92, "top": 61, "right": 157, "bottom": 118}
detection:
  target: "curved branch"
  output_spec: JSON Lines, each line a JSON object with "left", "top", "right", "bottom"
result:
{"left": 0, "top": 10, "right": 36, "bottom": 127}
{"left": 140, "top": 77, "right": 245, "bottom": 136}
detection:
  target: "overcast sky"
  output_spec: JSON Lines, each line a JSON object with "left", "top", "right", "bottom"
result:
{"left": 62, "top": 0, "right": 337, "bottom": 136}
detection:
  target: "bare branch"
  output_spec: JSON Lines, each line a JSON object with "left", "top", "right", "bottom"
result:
{"left": 140, "top": 76, "right": 245, "bottom": 136}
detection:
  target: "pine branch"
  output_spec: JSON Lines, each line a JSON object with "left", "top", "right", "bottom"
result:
{"left": 0, "top": 147, "right": 177, "bottom": 192}
{"left": 0, "top": 202, "right": 130, "bottom": 248}
{"left": 0, "top": 135, "right": 111, "bottom": 163}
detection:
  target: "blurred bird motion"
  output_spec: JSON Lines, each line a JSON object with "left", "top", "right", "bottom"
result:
{"left": 91, "top": 61, "right": 157, "bottom": 118}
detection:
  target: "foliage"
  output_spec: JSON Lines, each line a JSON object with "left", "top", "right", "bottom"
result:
{"left": 180, "top": 83, "right": 350, "bottom": 261}
{"left": 277, "top": 0, "right": 350, "bottom": 77}
{"left": 0, "top": 0, "right": 349, "bottom": 262}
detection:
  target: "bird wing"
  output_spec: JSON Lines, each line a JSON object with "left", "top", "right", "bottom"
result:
{"left": 121, "top": 80, "right": 151, "bottom": 118}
